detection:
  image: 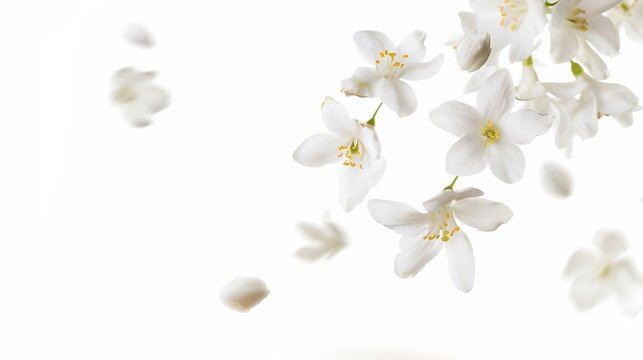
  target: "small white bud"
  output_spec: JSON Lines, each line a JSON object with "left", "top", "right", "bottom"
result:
{"left": 456, "top": 32, "right": 491, "bottom": 72}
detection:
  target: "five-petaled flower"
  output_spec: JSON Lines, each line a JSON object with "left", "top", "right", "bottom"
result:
{"left": 430, "top": 69, "right": 551, "bottom": 184}
{"left": 110, "top": 67, "right": 170, "bottom": 128}
{"left": 564, "top": 230, "right": 643, "bottom": 317}
{"left": 368, "top": 187, "right": 512, "bottom": 292}
{"left": 293, "top": 97, "right": 386, "bottom": 212}
{"left": 341, "top": 30, "right": 444, "bottom": 118}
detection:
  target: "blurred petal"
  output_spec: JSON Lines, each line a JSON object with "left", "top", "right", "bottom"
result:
{"left": 540, "top": 161, "right": 574, "bottom": 198}
{"left": 220, "top": 277, "right": 270, "bottom": 312}
{"left": 594, "top": 229, "right": 629, "bottom": 259}
{"left": 564, "top": 249, "right": 598, "bottom": 277}
{"left": 569, "top": 275, "right": 611, "bottom": 311}
{"left": 123, "top": 23, "right": 154, "bottom": 47}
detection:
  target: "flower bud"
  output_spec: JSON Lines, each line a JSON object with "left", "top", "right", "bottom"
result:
{"left": 456, "top": 32, "right": 491, "bottom": 72}
{"left": 220, "top": 277, "right": 270, "bottom": 312}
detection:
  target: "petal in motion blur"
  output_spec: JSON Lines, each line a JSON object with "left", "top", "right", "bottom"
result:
{"left": 294, "top": 216, "right": 348, "bottom": 262}
{"left": 220, "top": 276, "right": 270, "bottom": 313}
{"left": 564, "top": 230, "right": 643, "bottom": 317}
{"left": 540, "top": 161, "right": 574, "bottom": 198}
{"left": 110, "top": 67, "right": 170, "bottom": 128}
{"left": 123, "top": 23, "right": 155, "bottom": 48}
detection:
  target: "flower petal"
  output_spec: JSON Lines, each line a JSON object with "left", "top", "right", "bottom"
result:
{"left": 579, "top": 15, "right": 620, "bottom": 57}
{"left": 321, "top": 97, "right": 360, "bottom": 138}
{"left": 477, "top": 69, "right": 515, "bottom": 121}
{"left": 364, "top": 157, "right": 386, "bottom": 187}
{"left": 368, "top": 199, "right": 428, "bottom": 235}
{"left": 422, "top": 188, "right": 484, "bottom": 212}
{"left": 542, "top": 81, "right": 587, "bottom": 99}
{"left": 401, "top": 54, "right": 444, "bottom": 81}
{"left": 590, "top": 80, "right": 639, "bottom": 115}
{"left": 341, "top": 67, "right": 380, "bottom": 98}
{"left": 613, "top": 260, "right": 643, "bottom": 317}
{"left": 396, "top": 30, "right": 427, "bottom": 63}
{"left": 293, "top": 134, "right": 346, "bottom": 167}
{"left": 564, "top": 249, "right": 598, "bottom": 277}
{"left": 338, "top": 166, "right": 370, "bottom": 212}
{"left": 573, "top": 90, "right": 598, "bottom": 139}
{"left": 569, "top": 275, "right": 611, "bottom": 311}
{"left": 445, "top": 132, "right": 487, "bottom": 176}
{"left": 576, "top": 40, "right": 610, "bottom": 80}
{"left": 486, "top": 141, "right": 526, "bottom": 184}
{"left": 457, "top": 33, "right": 491, "bottom": 72}
{"left": 354, "top": 31, "right": 396, "bottom": 64}
{"left": 452, "top": 198, "right": 513, "bottom": 232}
{"left": 516, "top": 64, "right": 546, "bottom": 101}
{"left": 579, "top": 0, "right": 622, "bottom": 17}
{"left": 395, "top": 234, "right": 443, "bottom": 278}
{"left": 374, "top": 78, "right": 417, "bottom": 118}
{"left": 497, "top": 109, "right": 551, "bottom": 145}
{"left": 429, "top": 101, "right": 481, "bottom": 137}
{"left": 220, "top": 277, "right": 270, "bottom": 312}
{"left": 549, "top": 26, "right": 579, "bottom": 63}
{"left": 594, "top": 229, "right": 629, "bottom": 260}
{"left": 541, "top": 161, "right": 574, "bottom": 197}
{"left": 445, "top": 231, "right": 475, "bottom": 292}
{"left": 459, "top": 11, "right": 478, "bottom": 34}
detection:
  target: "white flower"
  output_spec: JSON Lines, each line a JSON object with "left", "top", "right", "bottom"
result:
{"left": 430, "top": 69, "right": 551, "bottom": 184}
{"left": 293, "top": 97, "right": 386, "bottom": 212}
{"left": 110, "top": 67, "right": 170, "bottom": 128}
{"left": 550, "top": 0, "right": 621, "bottom": 65}
{"left": 368, "top": 188, "right": 512, "bottom": 292}
{"left": 294, "top": 219, "right": 347, "bottom": 262}
{"left": 468, "top": 0, "right": 547, "bottom": 62}
{"left": 220, "top": 276, "right": 270, "bottom": 312}
{"left": 341, "top": 30, "right": 444, "bottom": 118}
{"left": 609, "top": 1, "right": 643, "bottom": 43}
{"left": 564, "top": 230, "right": 643, "bottom": 317}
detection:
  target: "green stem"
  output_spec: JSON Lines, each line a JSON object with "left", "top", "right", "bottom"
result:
{"left": 545, "top": 1, "right": 558, "bottom": 6}
{"left": 443, "top": 176, "right": 459, "bottom": 191}
{"left": 366, "top": 102, "right": 383, "bottom": 126}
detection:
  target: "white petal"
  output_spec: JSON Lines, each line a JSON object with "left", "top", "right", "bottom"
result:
{"left": 295, "top": 222, "right": 328, "bottom": 242}
{"left": 452, "top": 198, "right": 513, "bottom": 232}
{"left": 400, "top": 54, "right": 443, "bottom": 81}
{"left": 576, "top": 40, "right": 610, "bottom": 80}
{"left": 464, "top": 57, "right": 499, "bottom": 94}
{"left": 573, "top": 90, "right": 598, "bottom": 139}
{"left": 613, "top": 111, "right": 634, "bottom": 127}
{"left": 422, "top": 188, "right": 484, "bottom": 212}
{"left": 341, "top": 67, "right": 380, "bottom": 98}
{"left": 368, "top": 199, "right": 427, "bottom": 235}
{"left": 220, "top": 277, "right": 270, "bottom": 312}
{"left": 338, "top": 166, "right": 370, "bottom": 212}
{"left": 429, "top": 101, "right": 481, "bottom": 137}
{"left": 569, "top": 275, "right": 611, "bottom": 311}
{"left": 123, "top": 23, "right": 154, "bottom": 48}
{"left": 321, "top": 97, "right": 360, "bottom": 138}
{"left": 516, "top": 64, "right": 546, "bottom": 101}
{"left": 553, "top": 100, "right": 576, "bottom": 149}
{"left": 509, "top": 24, "right": 536, "bottom": 63}
{"left": 353, "top": 31, "right": 396, "bottom": 64}
{"left": 396, "top": 30, "right": 427, "bottom": 63}
{"left": 564, "top": 249, "right": 598, "bottom": 277}
{"left": 580, "top": 15, "right": 620, "bottom": 57}
{"left": 445, "top": 231, "right": 475, "bottom": 292}
{"left": 395, "top": 235, "right": 443, "bottom": 278}
{"left": 594, "top": 229, "right": 629, "bottom": 259}
{"left": 542, "top": 81, "right": 587, "bottom": 99}
{"left": 459, "top": 11, "right": 478, "bottom": 34}
{"left": 540, "top": 161, "right": 574, "bottom": 197}
{"left": 623, "top": 15, "right": 643, "bottom": 43}
{"left": 497, "top": 110, "right": 551, "bottom": 145}
{"left": 550, "top": 26, "right": 579, "bottom": 63}
{"left": 374, "top": 78, "right": 417, "bottom": 118}
{"left": 137, "top": 84, "right": 170, "bottom": 113}
{"left": 446, "top": 132, "right": 487, "bottom": 176}
{"left": 364, "top": 156, "right": 386, "bottom": 187}
{"left": 477, "top": 69, "right": 515, "bottom": 121}
{"left": 613, "top": 261, "right": 643, "bottom": 317}
{"left": 486, "top": 141, "right": 526, "bottom": 184}
{"left": 579, "top": 0, "right": 622, "bottom": 17}
{"left": 293, "top": 134, "right": 346, "bottom": 167}
{"left": 590, "top": 81, "right": 639, "bottom": 115}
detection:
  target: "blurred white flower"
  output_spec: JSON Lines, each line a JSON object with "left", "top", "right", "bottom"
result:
{"left": 565, "top": 230, "right": 643, "bottom": 317}
{"left": 468, "top": 0, "right": 547, "bottom": 62}
{"left": 220, "top": 276, "right": 270, "bottom": 312}
{"left": 609, "top": 1, "right": 643, "bottom": 43}
{"left": 293, "top": 97, "right": 386, "bottom": 212}
{"left": 341, "top": 30, "right": 443, "bottom": 117}
{"left": 110, "top": 67, "right": 170, "bottom": 128}
{"left": 294, "top": 219, "right": 347, "bottom": 262}
{"left": 540, "top": 161, "right": 574, "bottom": 198}
{"left": 368, "top": 187, "right": 512, "bottom": 292}
{"left": 550, "top": 0, "right": 621, "bottom": 64}
{"left": 123, "top": 23, "right": 155, "bottom": 48}
{"left": 430, "top": 69, "right": 550, "bottom": 184}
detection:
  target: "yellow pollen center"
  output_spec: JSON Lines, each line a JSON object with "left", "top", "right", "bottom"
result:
{"left": 482, "top": 121, "right": 501, "bottom": 144}
{"left": 422, "top": 208, "right": 461, "bottom": 243}
{"left": 375, "top": 49, "right": 410, "bottom": 78}
{"left": 498, "top": 0, "right": 527, "bottom": 31}
{"left": 567, "top": 8, "right": 589, "bottom": 32}
{"left": 337, "top": 140, "right": 364, "bottom": 170}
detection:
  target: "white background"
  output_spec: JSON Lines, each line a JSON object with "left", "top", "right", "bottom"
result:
{"left": 1, "top": 0, "right": 642, "bottom": 359}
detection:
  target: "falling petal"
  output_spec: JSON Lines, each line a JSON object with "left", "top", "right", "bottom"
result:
{"left": 294, "top": 220, "right": 347, "bottom": 262}
{"left": 220, "top": 277, "right": 269, "bottom": 312}
{"left": 540, "top": 161, "right": 573, "bottom": 198}
{"left": 123, "top": 23, "right": 155, "bottom": 48}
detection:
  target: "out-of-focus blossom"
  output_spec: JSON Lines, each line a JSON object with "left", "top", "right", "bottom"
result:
{"left": 341, "top": 30, "right": 443, "bottom": 117}
{"left": 430, "top": 69, "right": 550, "bottom": 184}
{"left": 110, "top": 67, "right": 170, "bottom": 128}
{"left": 540, "top": 161, "right": 574, "bottom": 198}
{"left": 294, "top": 219, "right": 347, "bottom": 262}
{"left": 123, "top": 23, "right": 155, "bottom": 48}
{"left": 368, "top": 187, "right": 512, "bottom": 292}
{"left": 220, "top": 277, "right": 270, "bottom": 312}
{"left": 565, "top": 230, "right": 643, "bottom": 317}
{"left": 293, "top": 97, "right": 386, "bottom": 212}
{"left": 609, "top": 1, "right": 643, "bottom": 43}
